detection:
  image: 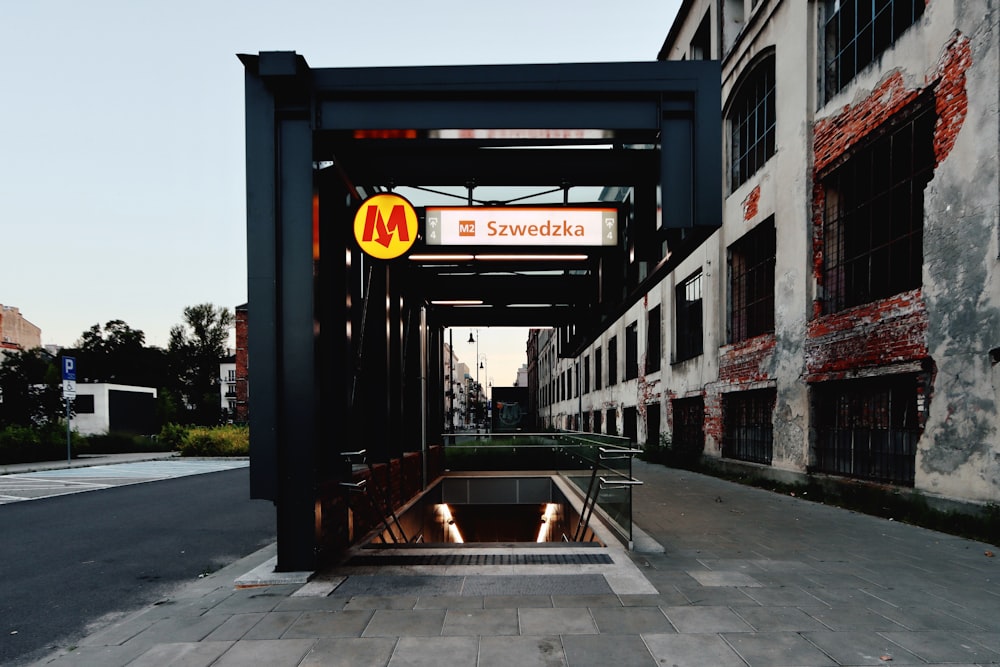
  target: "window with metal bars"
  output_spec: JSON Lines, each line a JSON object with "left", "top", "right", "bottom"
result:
{"left": 729, "top": 217, "right": 776, "bottom": 342}
{"left": 824, "top": 0, "right": 925, "bottom": 99}
{"left": 671, "top": 396, "right": 705, "bottom": 458}
{"left": 646, "top": 306, "right": 662, "bottom": 373}
{"left": 722, "top": 389, "right": 775, "bottom": 465}
{"left": 625, "top": 321, "right": 638, "bottom": 380}
{"left": 812, "top": 375, "right": 919, "bottom": 486}
{"left": 675, "top": 271, "right": 703, "bottom": 362}
{"left": 730, "top": 54, "right": 775, "bottom": 190}
{"left": 822, "top": 100, "right": 934, "bottom": 313}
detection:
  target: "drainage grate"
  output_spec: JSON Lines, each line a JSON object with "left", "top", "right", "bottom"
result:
{"left": 345, "top": 553, "right": 614, "bottom": 566}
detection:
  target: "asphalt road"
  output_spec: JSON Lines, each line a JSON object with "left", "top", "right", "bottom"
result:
{"left": 0, "top": 467, "right": 274, "bottom": 666}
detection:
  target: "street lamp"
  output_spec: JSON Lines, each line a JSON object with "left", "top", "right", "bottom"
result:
{"left": 469, "top": 330, "right": 482, "bottom": 428}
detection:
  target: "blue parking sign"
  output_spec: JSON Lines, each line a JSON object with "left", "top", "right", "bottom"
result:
{"left": 62, "top": 356, "right": 76, "bottom": 381}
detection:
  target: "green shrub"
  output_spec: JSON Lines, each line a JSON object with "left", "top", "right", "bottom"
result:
{"left": 77, "top": 431, "right": 171, "bottom": 455}
{"left": 0, "top": 422, "right": 82, "bottom": 464}
{"left": 157, "top": 423, "right": 189, "bottom": 451}
{"left": 171, "top": 424, "right": 249, "bottom": 457}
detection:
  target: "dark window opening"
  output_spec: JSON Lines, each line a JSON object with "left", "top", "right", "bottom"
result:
{"left": 594, "top": 347, "right": 602, "bottom": 390}
{"left": 625, "top": 321, "right": 638, "bottom": 380}
{"left": 608, "top": 336, "right": 618, "bottom": 386}
{"left": 730, "top": 217, "right": 776, "bottom": 342}
{"left": 583, "top": 355, "right": 590, "bottom": 394}
{"left": 671, "top": 396, "right": 705, "bottom": 461}
{"left": 624, "top": 406, "right": 638, "bottom": 443}
{"left": 730, "top": 55, "right": 776, "bottom": 190}
{"left": 646, "top": 305, "right": 662, "bottom": 373}
{"left": 74, "top": 394, "right": 95, "bottom": 414}
{"left": 813, "top": 375, "right": 919, "bottom": 486}
{"left": 722, "top": 389, "right": 775, "bottom": 465}
{"left": 690, "top": 10, "right": 711, "bottom": 60}
{"left": 822, "top": 100, "right": 934, "bottom": 313}
{"left": 825, "top": 0, "right": 926, "bottom": 99}
{"left": 675, "top": 271, "right": 704, "bottom": 362}
{"left": 646, "top": 402, "right": 661, "bottom": 451}
{"left": 606, "top": 408, "right": 617, "bottom": 436}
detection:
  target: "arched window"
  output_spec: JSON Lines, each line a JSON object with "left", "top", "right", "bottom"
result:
{"left": 728, "top": 54, "right": 776, "bottom": 191}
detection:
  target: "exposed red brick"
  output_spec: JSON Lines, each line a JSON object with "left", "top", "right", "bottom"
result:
{"left": 703, "top": 391, "right": 722, "bottom": 451}
{"left": 718, "top": 333, "right": 777, "bottom": 385}
{"left": 811, "top": 33, "right": 972, "bottom": 316}
{"left": 234, "top": 304, "right": 249, "bottom": 422}
{"left": 742, "top": 185, "right": 761, "bottom": 221}
{"left": 805, "top": 290, "right": 929, "bottom": 379}
{"left": 813, "top": 71, "right": 920, "bottom": 174}
{"left": 932, "top": 34, "right": 971, "bottom": 166}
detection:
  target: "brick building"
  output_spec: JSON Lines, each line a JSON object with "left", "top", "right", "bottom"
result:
{"left": 0, "top": 304, "right": 41, "bottom": 353}
{"left": 234, "top": 303, "right": 248, "bottom": 422}
{"left": 535, "top": 0, "right": 1000, "bottom": 508}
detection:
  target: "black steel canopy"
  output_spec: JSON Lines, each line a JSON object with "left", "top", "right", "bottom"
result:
{"left": 242, "top": 53, "right": 721, "bottom": 334}
{"left": 241, "top": 54, "right": 721, "bottom": 570}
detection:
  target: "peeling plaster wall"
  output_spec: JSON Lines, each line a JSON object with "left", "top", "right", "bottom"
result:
{"left": 918, "top": 1, "right": 1000, "bottom": 503}
{"left": 536, "top": 0, "right": 999, "bottom": 508}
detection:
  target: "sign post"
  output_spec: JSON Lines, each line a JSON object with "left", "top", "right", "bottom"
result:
{"left": 61, "top": 357, "right": 76, "bottom": 465}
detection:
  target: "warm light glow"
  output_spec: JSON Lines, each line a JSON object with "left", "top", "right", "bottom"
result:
{"left": 476, "top": 254, "right": 589, "bottom": 261}
{"left": 429, "top": 129, "right": 613, "bottom": 140}
{"left": 409, "top": 254, "right": 476, "bottom": 261}
{"left": 436, "top": 504, "right": 464, "bottom": 543}
{"left": 536, "top": 503, "right": 559, "bottom": 543}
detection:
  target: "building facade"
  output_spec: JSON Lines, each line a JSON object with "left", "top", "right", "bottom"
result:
{"left": 220, "top": 355, "right": 237, "bottom": 417}
{"left": 234, "top": 303, "right": 249, "bottom": 422}
{"left": 536, "top": 0, "right": 1000, "bottom": 508}
{"left": 0, "top": 304, "right": 41, "bottom": 352}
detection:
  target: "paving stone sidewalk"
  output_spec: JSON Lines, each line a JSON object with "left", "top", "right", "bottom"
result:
{"left": 34, "top": 460, "right": 1000, "bottom": 666}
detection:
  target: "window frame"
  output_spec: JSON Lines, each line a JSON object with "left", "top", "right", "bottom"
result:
{"left": 729, "top": 53, "right": 776, "bottom": 190}
{"left": 729, "top": 217, "right": 776, "bottom": 343}
{"left": 675, "top": 271, "right": 704, "bottom": 362}
{"left": 821, "top": 98, "right": 934, "bottom": 313}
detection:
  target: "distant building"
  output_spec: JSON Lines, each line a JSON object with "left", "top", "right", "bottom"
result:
{"left": 234, "top": 303, "right": 248, "bottom": 422}
{"left": 71, "top": 384, "right": 158, "bottom": 436}
{"left": 0, "top": 304, "right": 41, "bottom": 352}
{"left": 220, "top": 354, "right": 237, "bottom": 418}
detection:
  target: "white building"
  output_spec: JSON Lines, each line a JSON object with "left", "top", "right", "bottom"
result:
{"left": 71, "top": 384, "right": 158, "bottom": 436}
{"left": 220, "top": 355, "right": 237, "bottom": 417}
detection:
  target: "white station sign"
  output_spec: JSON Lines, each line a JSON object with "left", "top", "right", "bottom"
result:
{"left": 425, "top": 207, "right": 618, "bottom": 247}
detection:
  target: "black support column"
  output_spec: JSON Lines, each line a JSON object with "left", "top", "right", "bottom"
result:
{"left": 243, "top": 52, "right": 318, "bottom": 572}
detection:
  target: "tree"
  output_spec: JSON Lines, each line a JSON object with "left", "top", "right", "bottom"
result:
{"left": 168, "top": 304, "right": 234, "bottom": 425}
{"left": 0, "top": 348, "right": 62, "bottom": 427}
{"left": 71, "top": 319, "right": 160, "bottom": 386}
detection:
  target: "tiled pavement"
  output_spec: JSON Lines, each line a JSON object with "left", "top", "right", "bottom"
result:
{"left": 33, "top": 459, "right": 1000, "bottom": 666}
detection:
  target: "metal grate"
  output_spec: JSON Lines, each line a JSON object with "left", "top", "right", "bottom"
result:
{"left": 722, "top": 389, "right": 775, "bottom": 465}
{"left": 729, "top": 218, "right": 775, "bottom": 343}
{"left": 812, "top": 375, "right": 919, "bottom": 486}
{"left": 347, "top": 553, "right": 614, "bottom": 566}
{"left": 822, "top": 100, "right": 934, "bottom": 313}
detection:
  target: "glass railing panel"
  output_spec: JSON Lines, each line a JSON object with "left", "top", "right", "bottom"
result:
{"left": 439, "top": 430, "right": 638, "bottom": 544}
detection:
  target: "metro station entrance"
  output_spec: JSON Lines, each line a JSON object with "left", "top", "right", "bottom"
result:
{"left": 239, "top": 52, "right": 720, "bottom": 570}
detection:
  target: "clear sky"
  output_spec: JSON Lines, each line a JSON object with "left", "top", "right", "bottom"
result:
{"left": 0, "top": 0, "right": 681, "bottom": 388}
